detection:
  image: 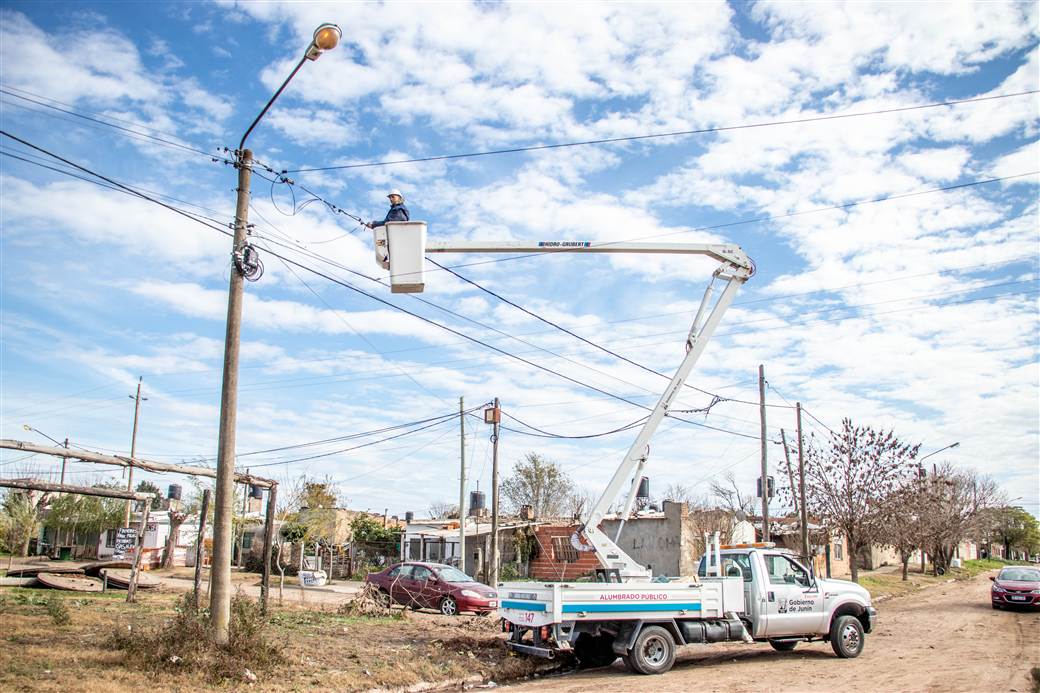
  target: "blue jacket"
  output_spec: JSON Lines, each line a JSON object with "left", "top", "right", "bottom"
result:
{"left": 370, "top": 203, "right": 410, "bottom": 227}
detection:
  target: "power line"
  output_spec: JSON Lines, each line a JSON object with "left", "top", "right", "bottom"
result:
{"left": 281, "top": 90, "right": 1038, "bottom": 173}
{"left": 0, "top": 86, "right": 223, "bottom": 160}
{"left": 498, "top": 410, "right": 649, "bottom": 439}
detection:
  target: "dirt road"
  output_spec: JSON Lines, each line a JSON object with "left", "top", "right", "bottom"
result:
{"left": 504, "top": 572, "right": 1039, "bottom": 693}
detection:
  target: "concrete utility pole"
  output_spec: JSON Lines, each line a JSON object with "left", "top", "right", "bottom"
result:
{"left": 208, "top": 23, "right": 341, "bottom": 646}
{"left": 210, "top": 147, "right": 253, "bottom": 644}
{"left": 796, "top": 403, "right": 809, "bottom": 562}
{"left": 124, "top": 376, "right": 146, "bottom": 528}
{"left": 489, "top": 398, "right": 501, "bottom": 587}
{"left": 458, "top": 396, "right": 466, "bottom": 570}
{"left": 758, "top": 365, "right": 769, "bottom": 542}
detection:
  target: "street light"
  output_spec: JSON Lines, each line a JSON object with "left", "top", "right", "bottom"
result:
{"left": 210, "top": 22, "right": 341, "bottom": 646}
{"left": 919, "top": 441, "right": 959, "bottom": 463}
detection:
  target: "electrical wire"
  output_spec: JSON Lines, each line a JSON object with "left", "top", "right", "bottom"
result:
{"left": 498, "top": 410, "right": 649, "bottom": 439}
{"left": 280, "top": 90, "right": 1039, "bottom": 173}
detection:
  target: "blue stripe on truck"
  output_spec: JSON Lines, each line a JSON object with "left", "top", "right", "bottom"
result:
{"left": 562, "top": 602, "right": 702, "bottom": 613}
{"left": 500, "top": 600, "right": 703, "bottom": 614}
{"left": 501, "top": 600, "right": 547, "bottom": 611}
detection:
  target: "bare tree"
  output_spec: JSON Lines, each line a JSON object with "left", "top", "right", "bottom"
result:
{"left": 501, "top": 452, "right": 575, "bottom": 518}
{"left": 427, "top": 501, "right": 459, "bottom": 519}
{"left": 661, "top": 483, "right": 697, "bottom": 504}
{"left": 917, "top": 463, "right": 1001, "bottom": 574}
{"left": 565, "top": 485, "right": 596, "bottom": 519}
{"left": 803, "top": 418, "right": 920, "bottom": 582}
{"left": 878, "top": 476, "right": 927, "bottom": 580}
{"left": 709, "top": 472, "right": 756, "bottom": 516}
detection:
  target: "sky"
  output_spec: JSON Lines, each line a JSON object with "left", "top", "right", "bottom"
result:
{"left": 1, "top": 1, "right": 1037, "bottom": 522}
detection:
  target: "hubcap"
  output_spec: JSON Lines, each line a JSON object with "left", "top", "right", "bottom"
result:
{"left": 642, "top": 635, "right": 668, "bottom": 665}
{"left": 442, "top": 598, "right": 456, "bottom": 615}
{"left": 841, "top": 623, "right": 861, "bottom": 652}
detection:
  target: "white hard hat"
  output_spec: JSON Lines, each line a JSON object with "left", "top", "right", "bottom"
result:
{"left": 387, "top": 189, "right": 404, "bottom": 199}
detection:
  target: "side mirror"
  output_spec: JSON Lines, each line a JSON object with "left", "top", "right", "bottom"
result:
{"left": 988, "top": 576, "right": 995, "bottom": 581}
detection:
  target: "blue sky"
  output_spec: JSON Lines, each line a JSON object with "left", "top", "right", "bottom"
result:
{"left": 1, "top": 1, "right": 1037, "bottom": 519}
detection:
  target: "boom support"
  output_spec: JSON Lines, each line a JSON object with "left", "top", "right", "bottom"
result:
{"left": 373, "top": 224, "right": 752, "bottom": 581}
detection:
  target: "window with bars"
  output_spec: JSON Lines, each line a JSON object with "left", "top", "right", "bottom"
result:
{"left": 552, "top": 536, "right": 579, "bottom": 563}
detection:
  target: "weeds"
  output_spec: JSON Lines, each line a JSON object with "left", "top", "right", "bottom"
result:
{"left": 112, "top": 591, "right": 283, "bottom": 682}
{"left": 44, "top": 595, "right": 71, "bottom": 625}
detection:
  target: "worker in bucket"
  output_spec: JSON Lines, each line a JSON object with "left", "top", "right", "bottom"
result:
{"left": 366, "top": 189, "right": 410, "bottom": 228}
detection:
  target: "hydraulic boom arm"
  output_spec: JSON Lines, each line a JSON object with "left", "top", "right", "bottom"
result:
{"left": 373, "top": 225, "right": 752, "bottom": 581}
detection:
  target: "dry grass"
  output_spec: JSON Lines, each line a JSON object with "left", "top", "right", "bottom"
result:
{"left": 0, "top": 586, "right": 551, "bottom": 692}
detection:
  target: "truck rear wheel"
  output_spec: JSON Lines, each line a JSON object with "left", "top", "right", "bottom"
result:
{"left": 626, "top": 625, "right": 676, "bottom": 675}
{"left": 830, "top": 615, "right": 864, "bottom": 658}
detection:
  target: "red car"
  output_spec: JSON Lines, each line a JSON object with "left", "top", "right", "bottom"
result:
{"left": 366, "top": 562, "right": 498, "bottom": 616}
{"left": 990, "top": 566, "right": 1040, "bottom": 609}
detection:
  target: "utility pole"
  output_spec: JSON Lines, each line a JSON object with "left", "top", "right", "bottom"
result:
{"left": 59, "top": 437, "right": 68, "bottom": 488}
{"left": 210, "top": 147, "right": 253, "bottom": 645}
{"left": 124, "top": 376, "right": 146, "bottom": 528}
{"left": 779, "top": 429, "right": 799, "bottom": 548}
{"left": 458, "top": 396, "right": 466, "bottom": 571}
{"left": 758, "top": 365, "right": 769, "bottom": 542}
{"left": 796, "top": 403, "right": 809, "bottom": 564}
{"left": 489, "top": 398, "right": 501, "bottom": 587}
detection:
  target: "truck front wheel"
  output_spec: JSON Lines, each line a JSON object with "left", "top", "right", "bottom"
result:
{"left": 830, "top": 615, "right": 865, "bottom": 658}
{"left": 626, "top": 625, "right": 676, "bottom": 675}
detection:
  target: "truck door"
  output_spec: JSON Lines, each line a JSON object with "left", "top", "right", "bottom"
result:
{"left": 760, "top": 553, "right": 826, "bottom": 637}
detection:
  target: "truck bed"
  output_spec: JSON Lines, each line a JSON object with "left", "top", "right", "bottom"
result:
{"left": 499, "top": 577, "right": 745, "bottom": 628}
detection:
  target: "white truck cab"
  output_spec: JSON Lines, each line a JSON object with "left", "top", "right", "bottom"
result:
{"left": 698, "top": 545, "right": 875, "bottom": 646}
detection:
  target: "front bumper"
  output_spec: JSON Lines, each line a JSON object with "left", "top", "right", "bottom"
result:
{"left": 864, "top": 606, "right": 878, "bottom": 633}
{"left": 457, "top": 596, "right": 499, "bottom": 612}
{"left": 992, "top": 591, "right": 1040, "bottom": 607}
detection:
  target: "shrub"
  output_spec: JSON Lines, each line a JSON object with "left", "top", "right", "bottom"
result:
{"left": 44, "top": 595, "right": 70, "bottom": 626}
{"left": 113, "top": 592, "right": 283, "bottom": 682}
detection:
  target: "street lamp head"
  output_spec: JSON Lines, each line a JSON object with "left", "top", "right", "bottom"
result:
{"left": 306, "top": 23, "right": 342, "bottom": 60}
{"left": 22, "top": 424, "right": 32, "bottom": 431}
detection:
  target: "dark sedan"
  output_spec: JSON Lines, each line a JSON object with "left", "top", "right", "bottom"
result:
{"left": 366, "top": 562, "right": 498, "bottom": 616}
{"left": 990, "top": 566, "right": 1040, "bottom": 609}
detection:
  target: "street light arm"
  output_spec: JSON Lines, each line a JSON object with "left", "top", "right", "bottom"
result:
{"left": 238, "top": 53, "right": 309, "bottom": 153}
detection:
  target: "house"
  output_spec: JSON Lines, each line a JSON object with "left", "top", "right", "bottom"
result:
{"left": 94, "top": 509, "right": 201, "bottom": 569}
{"left": 528, "top": 501, "right": 749, "bottom": 580}
{"left": 756, "top": 515, "right": 851, "bottom": 578}
{"left": 400, "top": 517, "right": 543, "bottom": 582}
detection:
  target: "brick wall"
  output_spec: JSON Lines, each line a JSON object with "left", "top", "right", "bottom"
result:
{"left": 528, "top": 525, "right": 600, "bottom": 581}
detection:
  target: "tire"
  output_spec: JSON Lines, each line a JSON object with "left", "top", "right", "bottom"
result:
{"left": 574, "top": 634, "right": 618, "bottom": 669}
{"left": 439, "top": 596, "right": 459, "bottom": 616}
{"left": 769, "top": 639, "right": 798, "bottom": 652}
{"left": 991, "top": 603, "right": 1001, "bottom": 610}
{"left": 626, "top": 625, "right": 676, "bottom": 675}
{"left": 830, "top": 615, "right": 865, "bottom": 659}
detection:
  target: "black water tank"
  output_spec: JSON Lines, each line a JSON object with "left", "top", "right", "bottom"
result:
{"left": 405, "top": 511, "right": 415, "bottom": 523}
{"left": 469, "top": 491, "right": 486, "bottom": 511}
{"left": 167, "top": 484, "right": 182, "bottom": 500}
{"left": 250, "top": 484, "right": 264, "bottom": 499}
{"left": 637, "top": 476, "right": 650, "bottom": 500}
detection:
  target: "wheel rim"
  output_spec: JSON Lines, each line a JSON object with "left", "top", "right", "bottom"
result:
{"left": 641, "top": 634, "right": 668, "bottom": 665}
{"left": 841, "top": 623, "right": 861, "bottom": 652}
{"left": 441, "top": 598, "right": 457, "bottom": 615}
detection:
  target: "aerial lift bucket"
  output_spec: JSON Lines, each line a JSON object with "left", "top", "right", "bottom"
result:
{"left": 373, "top": 221, "right": 427, "bottom": 293}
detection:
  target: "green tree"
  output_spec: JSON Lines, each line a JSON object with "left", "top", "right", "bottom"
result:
{"left": 501, "top": 452, "right": 575, "bottom": 519}
{"left": 135, "top": 480, "right": 163, "bottom": 510}
{"left": 350, "top": 514, "right": 400, "bottom": 545}
{"left": 1, "top": 491, "right": 46, "bottom": 564}
{"left": 989, "top": 506, "right": 1040, "bottom": 559}
{"left": 44, "top": 485, "right": 124, "bottom": 557}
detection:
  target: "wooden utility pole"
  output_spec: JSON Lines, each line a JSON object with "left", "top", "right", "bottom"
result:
{"left": 489, "top": 398, "right": 501, "bottom": 587}
{"left": 796, "top": 403, "right": 809, "bottom": 562}
{"left": 210, "top": 148, "right": 253, "bottom": 645}
{"left": 758, "top": 365, "right": 769, "bottom": 541}
{"left": 126, "top": 502, "right": 150, "bottom": 603}
{"left": 124, "top": 376, "right": 146, "bottom": 528}
{"left": 0, "top": 478, "right": 154, "bottom": 502}
{"left": 193, "top": 489, "right": 211, "bottom": 611}
{"left": 260, "top": 484, "right": 277, "bottom": 613}
{"left": 780, "top": 429, "right": 800, "bottom": 549}
{"left": 458, "top": 396, "right": 466, "bottom": 570}
{"left": 59, "top": 438, "right": 68, "bottom": 488}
